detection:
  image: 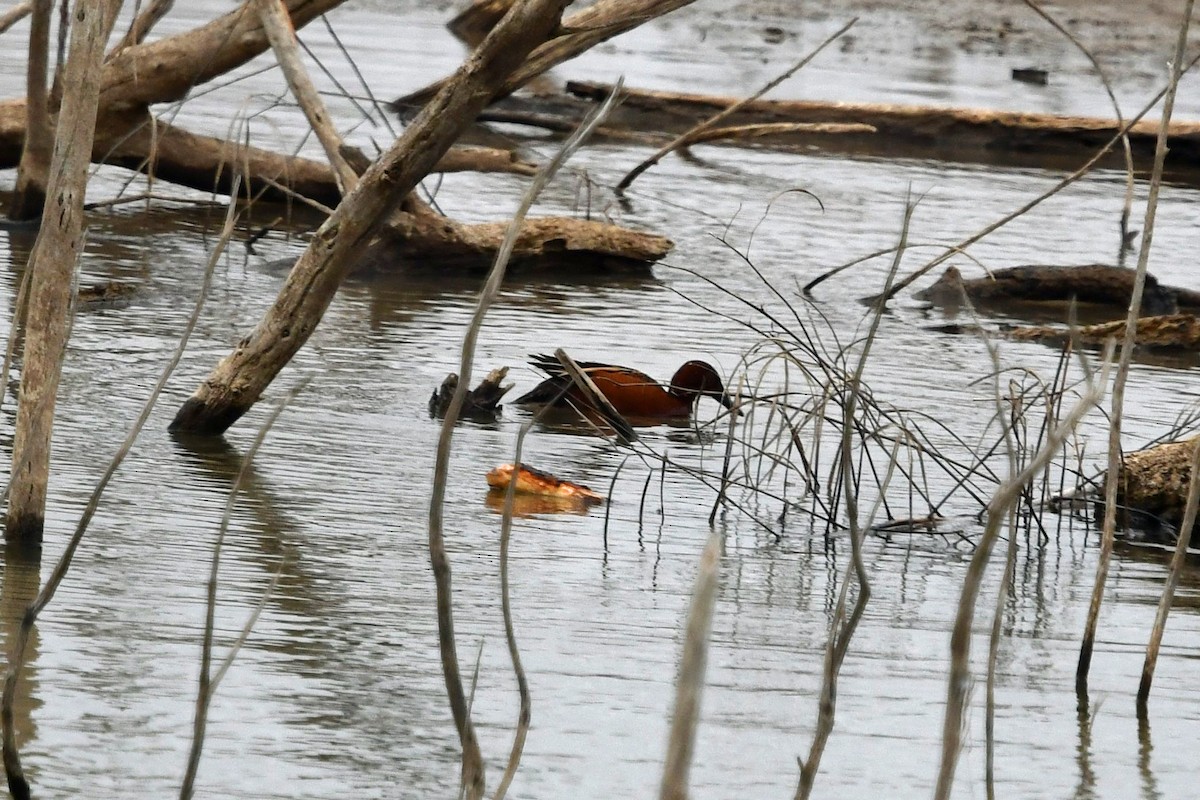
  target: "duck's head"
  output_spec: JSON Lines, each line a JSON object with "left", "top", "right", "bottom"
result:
{"left": 670, "top": 361, "right": 736, "bottom": 411}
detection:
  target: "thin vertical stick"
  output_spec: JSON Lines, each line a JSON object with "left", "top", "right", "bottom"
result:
{"left": 1078, "top": 0, "right": 1194, "bottom": 694}
{"left": 2, "top": 181, "right": 241, "bottom": 800}
{"left": 658, "top": 530, "right": 721, "bottom": 800}
{"left": 1136, "top": 439, "right": 1200, "bottom": 710}
{"left": 428, "top": 83, "right": 621, "bottom": 800}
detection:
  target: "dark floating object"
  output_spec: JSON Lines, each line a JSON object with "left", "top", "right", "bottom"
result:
{"left": 429, "top": 367, "right": 512, "bottom": 419}
{"left": 77, "top": 280, "right": 137, "bottom": 306}
{"left": 915, "top": 264, "right": 1193, "bottom": 320}
{"left": 1012, "top": 67, "right": 1049, "bottom": 86}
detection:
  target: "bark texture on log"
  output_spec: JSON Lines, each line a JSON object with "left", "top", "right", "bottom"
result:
{"left": 915, "top": 264, "right": 1182, "bottom": 319}
{"left": 1107, "top": 436, "right": 1200, "bottom": 540}
{"left": 169, "top": 0, "right": 570, "bottom": 437}
{"left": 7, "top": 0, "right": 121, "bottom": 539}
{"left": 8, "top": 0, "right": 53, "bottom": 221}
{"left": 368, "top": 211, "right": 672, "bottom": 272}
{"left": 545, "top": 81, "right": 1200, "bottom": 179}
{"left": 1009, "top": 314, "right": 1200, "bottom": 351}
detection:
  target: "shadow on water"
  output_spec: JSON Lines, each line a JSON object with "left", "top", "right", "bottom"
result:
{"left": 168, "top": 432, "right": 336, "bottom": 665}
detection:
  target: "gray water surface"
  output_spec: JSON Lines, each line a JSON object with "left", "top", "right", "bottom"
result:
{"left": 2, "top": 2, "right": 1200, "bottom": 798}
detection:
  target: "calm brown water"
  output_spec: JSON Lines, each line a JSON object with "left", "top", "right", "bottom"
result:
{"left": 2, "top": 2, "right": 1200, "bottom": 798}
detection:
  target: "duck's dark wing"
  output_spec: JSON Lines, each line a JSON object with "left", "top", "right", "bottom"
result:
{"left": 516, "top": 354, "right": 623, "bottom": 405}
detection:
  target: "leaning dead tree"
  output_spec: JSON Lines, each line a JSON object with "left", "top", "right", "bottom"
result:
{"left": 7, "top": 0, "right": 51, "bottom": 221}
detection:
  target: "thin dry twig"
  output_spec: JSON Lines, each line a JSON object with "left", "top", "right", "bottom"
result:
{"left": 0, "top": 0, "right": 32, "bottom": 35}
{"left": 934, "top": 347, "right": 1112, "bottom": 800}
{"left": 616, "top": 17, "right": 857, "bottom": 194}
{"left": 428, "top": 81, "right": 623, "bottom": 800}
{"left": 1078, "top": 0, "right": 1194, "bottom": 695}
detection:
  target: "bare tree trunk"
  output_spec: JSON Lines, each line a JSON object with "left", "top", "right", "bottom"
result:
{"left": 169, "top": 0, "right": 571, "bottom": 436}
{"left": 6, "top": 0, "right": 123, "bottom": 546}
{"left": 8, "top": 0, "right": 53, "bottom": 221}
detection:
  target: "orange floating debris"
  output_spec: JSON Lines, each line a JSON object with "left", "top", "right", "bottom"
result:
{"left": 486, "top": 463, "right": 606, "bottom": 503}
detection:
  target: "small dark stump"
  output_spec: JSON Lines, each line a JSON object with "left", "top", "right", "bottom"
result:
{"left": 429, "top": 367, "right": 513, "bottom": 420}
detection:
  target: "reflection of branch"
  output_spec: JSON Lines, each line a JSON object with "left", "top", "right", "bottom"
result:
{"left": 1, "top": 183, "right": 240, "bottom": 800}
{"left": 179, "top": 380, "right": 307, "bottom": 800}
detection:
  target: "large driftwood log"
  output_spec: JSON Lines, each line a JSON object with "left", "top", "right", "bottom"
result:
{"left": 169, "top": 0, "right": 571, "bottom": 435}
{"left": 517, "top": 81, "right": 1200, "bottom": 179}
{"left": 915, "top": 264, "right": 1186, "bottom": 319}
{"left": 366, "top": 211, "right": 672, "bottom": 272}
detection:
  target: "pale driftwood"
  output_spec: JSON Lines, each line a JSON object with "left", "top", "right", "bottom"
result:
{"left": 7, "top": 0, "right": 121, "bottom": 545}
{"left": 0, "top": 1, "right": 31, "bottom": 35}
{"left": 370, "top": 211, "right": 672, "bottom": 272}
{"left": 566, "top": 80, "right": 1200, "bottom": 179}
{"left": 254, "top": 0, "right": 357, "bottom": 195}
{"left": 679, "top": 121, "right": 875, "bottom": 146}
{"left": 165, "top": 0, "right": 569, "bottom": 437}
{"left": 393, "top": 0, "right": 700, "bottom": 109}
{"left": 1008, "top": 314, "right": 1200, "bottom": 351}
{"left": 91, "top": 116, "right": 536, "bottom": 208}
{"left": 915, "top": 264, "right": 1183, "bottom": 319}
{"left": 8, "top": 0, "right": 51, "bottom": 221}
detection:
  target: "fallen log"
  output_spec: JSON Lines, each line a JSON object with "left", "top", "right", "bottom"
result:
{"left": 1007, "top": 313, "right": 1200, "bottom": 352}
{"left": 542, "top": 81, "right": 1200, "bottom": 180}
{"left": 1099, "top": 436, "right": 1200, "bottom": 541}
{"left": 429, "top": 367, "right": 512, "bottom": 418}
{"left": 914, "top": 264, "right": 1185, "bottom": 320}
{"left": 365, "top": 210, "right": 672, "bottom": 273}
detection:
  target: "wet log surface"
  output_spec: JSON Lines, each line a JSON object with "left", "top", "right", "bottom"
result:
{"left": 366, "top": 211, "right": 672, "bottom": 274}
{"left": 1105, "top": 437, "right": 1200, "bottom": 541}
{"left": 462, "top": 81, "right": 1200, "bottom": 181}
{"left": 915, "top": 264, "right": 1198, "bottom": 321}
{"left": 428, "top": 367, "right": 513, "bottom": 420}
{"left": 1008, "top": 314, "right": 1200, "bottom": 353}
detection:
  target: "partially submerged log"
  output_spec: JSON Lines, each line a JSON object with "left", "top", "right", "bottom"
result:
{"left": 915, "top": 264, "right": 1185, "bottom": 320}
{"left": 1008, "top": 314, "right": 1200, "bottom": 352}
{"left": 1102, "top": 437, "right": 1200, "bottom": 541}
{"left": 476, "top": 81, "right": 1200, "bottom": 180}
{"left": 429, "top": 367, "right": 513, "bottom": 418}
{"left": 366, "top": 211, "right": 672, "bottom": 273}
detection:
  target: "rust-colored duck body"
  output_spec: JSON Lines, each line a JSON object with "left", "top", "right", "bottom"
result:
{"left": 514, "top": 354, "right": 734, "bottom": 421}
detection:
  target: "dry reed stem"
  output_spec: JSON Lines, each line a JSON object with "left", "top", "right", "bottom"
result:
{"left": 107, "top": 0, "right": 175, "bottom": 57}
{"left": 1021, "top": 0, "right": 1138, "bottom": 246}
{"left": 428, "top": 84, "right": 621, "bottom": 800}
{"left": 1078, "top": 0, "right": 1193, "bottom": 694}
{"left": 552, "top": 348, "right": 637, "bottom": 443}
{"left": 615, "top": 17, "right": 857, "bottom": 194}
{"left": 1136, "top": 438, "right": 1200, "bottom": 710}
{"left": 0, "top": 0, "right": 31, "bottom": 35}
{"left": 795, "top": 198, "right": 912, "bottom": 800}
{"left": 179, "top": 378, "right": 307, "bottom": 800}
{"left": 933, "top": 346, "right": 1112, "bottom": 800}
{"left": 490, "top": 420, "right": 534, "bottom": 800}
{"left": 2, "top": 181, "right": 241, "bottom": 800}
{"left": 658, "top": 530, "right": 721, "bottom": 800}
